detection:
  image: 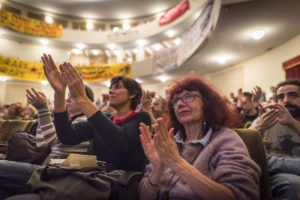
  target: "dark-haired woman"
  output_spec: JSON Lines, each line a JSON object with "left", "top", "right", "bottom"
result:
{"left": 41, "top": 54, "right": 151, "bottom": 171}
{"left": 139, "top": 75, "right": 261, "bottom": 200}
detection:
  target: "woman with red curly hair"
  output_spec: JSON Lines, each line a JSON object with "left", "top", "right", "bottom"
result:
{"left": 139, "top": 75, "right": 261, "bottom": 200}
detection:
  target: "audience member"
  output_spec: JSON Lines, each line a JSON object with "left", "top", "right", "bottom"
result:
{"left": 140, "top": 90, "right": 168, "bottom": 124}
{"left": 26, "top": 85, "right": 94, "bottom": 163}
{"left": 0, "top": 54, "right": 151, "bottom": 199}
{"left": 139, "top": 75, "right": 261, "bottom": 200}
{"left": 7, "top": 102, "right": 24, "bottom": 119}
{"left": 250, "top": 79, "right": 300, "bottom": 200}
{"left": 23, "top": 104, "right": 37, "bottom": 119}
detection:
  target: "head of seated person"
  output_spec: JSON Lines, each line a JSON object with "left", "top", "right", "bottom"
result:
{"left": 150, "top": 96, "right": 168, "bottom": 120}
{"left": 109, "top": 76, "right": 142, "bottom": 116}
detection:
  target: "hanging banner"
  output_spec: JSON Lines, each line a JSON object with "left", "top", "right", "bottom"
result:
{"left": 0, "top": 55, "right": 131, "bottom": 82}
{"left": 159, "top": 0, "right": 189, "bottom": 26}
{"left": 154, "top": 0, "right": 220, "bottom": 73}
{"left": 0, "top": 10, "right": 62, "bottom": 38}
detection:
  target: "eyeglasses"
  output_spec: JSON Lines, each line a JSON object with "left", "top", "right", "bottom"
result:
{"left": 172, "top": 93, "right": 201, "bottom": 107}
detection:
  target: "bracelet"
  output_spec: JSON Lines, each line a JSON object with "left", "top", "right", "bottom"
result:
{"left": 147, "top": 175, "right": 160, "bottom": 187}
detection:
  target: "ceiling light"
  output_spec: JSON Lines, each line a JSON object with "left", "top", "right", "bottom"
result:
{"left": 153, "top": 43, "right": 162, "bottom": 51}
{"left": 166, "top": 30, "right": 176, "bottom": 38}
{"left": 41, "top": 81, "right": 48, "bottom": 86}
{"left": 137, "top": 39, "right": 147, "bottom": 46}
{"left": 112, "top": 27, "right": 119, "bottom": 33}
{"left": 127, "top": 57, "right": 132, "bottom": 62}
{"left": 75, "top": 43, "right": 85, "bottom": 50}
{"left": 159, "top": 75, "right": 168, "bottom": 83}
{"left": 122, "top": 23, "right": 131, "bottom": 31}
{"left": 71, "top": 49, "right": 82, "bottom": 55}
{"left": 91, "top": 49, "right": 100, "bottom": 56}
{"left": 132, "top": 48, "right": 138, "bottom": 54}
{"left": 45, "top": 16, "right": 53, "bottom": 24}
{"left": 86, "top": 22, "right": 94, "bottom": 31}
{"left": 0, "top": 76, "right": 8, "bottom": 82}
{"left": 113, "top": 50, "right": 119, "bottom": 56}
{"left": 217, "top": 56, "right": 228, "bottom": 64}
{"left": 173, "top": 38, "right": 181, "bottom": 46}
{"left": 40, "top": 39, "right": 49, "bottom": 46}
{"left": 107, "top": 43, "right": 117, "bottom": 50}
{"left": 252, "top": 29, "right": 265, "bottom": 40}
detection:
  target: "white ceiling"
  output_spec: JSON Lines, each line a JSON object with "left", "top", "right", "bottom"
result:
{"left": 6, "top": 0, "right": 300, "bottom": 84}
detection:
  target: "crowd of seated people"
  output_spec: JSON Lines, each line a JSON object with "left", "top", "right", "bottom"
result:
{"left": 0, "top": 53, "right": 299, "bottom": 199}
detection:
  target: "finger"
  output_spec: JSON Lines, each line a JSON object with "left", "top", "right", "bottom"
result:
{"left": 26, "top": 89, "right": 35, "bottom": 99}
{"left": 31, "top": 88, "right": 40, "bottom": 97}
{"left": 48, "top": 54, "right": 57, "bottom": 70}
{"left": 168, "top": 128, "right": 174, "bottom": 138}
{"left": 38, "top": 91, "right": 47, "bottom": 99}
{"left": 140, "top": 123, "right": 152, "bottom": 143}
{"left": 157, "top": 118, "right": 168, "bottom": 141}
{"left": 258, "top": 106, "right": 263, "bottom": 117}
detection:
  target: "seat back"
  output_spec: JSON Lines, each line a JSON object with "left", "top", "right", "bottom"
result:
{"left": 234, "top": 128, "right": 272, "bottom": 200}
{"left": 0, "top": 120, "right": 34, "bottom": 144}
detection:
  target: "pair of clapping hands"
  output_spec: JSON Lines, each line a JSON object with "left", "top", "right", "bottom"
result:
{"left": 41, "top": 54, "right": 87, "bottom": 102}
{"left": 255, "top": 103, "right": 295, "bottom": 132}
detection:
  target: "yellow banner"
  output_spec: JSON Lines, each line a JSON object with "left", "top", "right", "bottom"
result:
{"left": 0, "top": 10, "right": 62, "bottom": 38}
{"left": 0, "top": 55, "right": 132, "bottom": 82}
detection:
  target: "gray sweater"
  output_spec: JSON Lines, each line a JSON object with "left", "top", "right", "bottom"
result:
{"left": 139, "top": 127, "right": 261, "bottom": 200}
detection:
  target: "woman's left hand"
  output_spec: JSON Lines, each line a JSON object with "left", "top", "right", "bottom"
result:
{"left": 60, "top": 62, "right": 87, "bottom": 102}
{"left": 154, "top": 118, "right": 182, "bottom": 168}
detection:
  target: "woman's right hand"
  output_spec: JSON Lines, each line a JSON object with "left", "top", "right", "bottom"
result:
{"left": 26, "top": 88, "right": 47, "bottom": 109}
{"left": 139, "top": 123, "right": 163, "bottom": 170}
{"left": 41, "top": 54, "right": 66, "bottom": 94}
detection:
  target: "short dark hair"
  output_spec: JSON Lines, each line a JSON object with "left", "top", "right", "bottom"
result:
{"left": 276, "top": 79, "right": 300, "bottom": 93}
{"left": 242, "top": 92, "right": 252, "bottom": 101}
{"left": 84, "top": 85, "right": 94, "bottom": 102}
{"left": 110, "top": 76, "right": 142, "bottom": 110}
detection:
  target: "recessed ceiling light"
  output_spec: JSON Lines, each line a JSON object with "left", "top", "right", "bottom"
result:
{"left": 113, "top": 50, "right": 119, "bottom": 56}
{"left": 127, "top": 57, "right": 133, "bottom": 62}
{"left": 112, "top": 27, "right": 119, "bottom": 33}
{"left": 41, "top": 81, "right": 48, "bottom": 86}
{"left": 86, "top": 22, "right": 94, "bottom": 31}
{"left": 75, "top": 43, "right": 85, "bottom": 50}
{"left": 123, "top": 23, "right": 131, "bottom": 31}
{"left": 252, "top": 29, "right": 265, "bottom": 40}
{"left": 40, "top": 39, "right": 49, "bottom": 46}
{"left": 173, "top": 38, "right": 181, "bottom": 46}
{"left": 153, "top": 43, "right": 162, "bottom": 51}
{"left": 91, "top": 49, "right": 100, "bottom": 56}
{"left": 107, "top": 43, "right": 117, "bottom": 50}
{"left": 166, "top": 30, "right": 176, "bottom": 38}
{"left": 217, "top": 56, "right": 228, "bottom": 64}
{"left": 45, "top": 16, "right": 53, "bottom": 24}
{"left": 71, "top": 48, "right": 82, "bottom": 55}
{"left": 0, "top": 76, "right": 8, "bottom": 82}
{"left": 159, "top": 75, "right": 168, "bottom": 83}
{"left": 137, "top": 39, "right": 147, "bottom": 46}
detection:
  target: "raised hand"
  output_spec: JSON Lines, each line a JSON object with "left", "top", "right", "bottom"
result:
{"left": 254, "top": 106, "right": 279, "bottom": 133}
{"left": 26, "top": 88, "right": 47, "bottom": 109}
{"left": 153, "top": 118, "right": 181, "bottom": 168}
{"left": 60, "top": 62, "right": 87, "bottom": 102}
{"left": 141, "top": 90, "right": 152, "bottom": 111}
{"left": 139, "top": 123, "right": 162, "bottom": 169}
{"left": 41, "top": 54, "right": 66, "bottom": 94}
{"left": 265, "top": 104, "right": 296, "bottom": 126}
{"left": 252, "top": 86, "right": 262, "bottom": 106}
